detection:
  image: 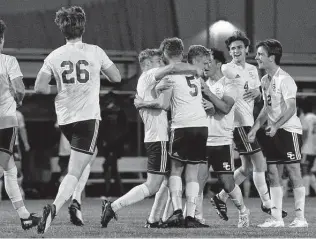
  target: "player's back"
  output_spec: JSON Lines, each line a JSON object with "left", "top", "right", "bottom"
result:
{"left": 222, "top": 61, "right": 260, "bottom": 127}
{"left": 136, "top": 68, "right": 168, "bottom": 142}
{"left": 169, "top": 74, "right": 207, "bottom": 128}
{"left": 302, "top": 113, "right": 316, "bottom": 155}
{"left": 45, "top": 42, "right": 111, "bottom": 125}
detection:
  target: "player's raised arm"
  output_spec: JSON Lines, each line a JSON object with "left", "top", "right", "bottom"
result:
{"left": 154, "top": 62, "right": 201, "bottom": 81}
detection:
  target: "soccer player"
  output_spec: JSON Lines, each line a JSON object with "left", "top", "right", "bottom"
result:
{"left": 158, "top": 39, "right": 209, "bottom": 228}
{"left": 34, "top": 6, "right": 121, "bottom": 233}
{"left": 198, "top": 48, "right": 250, "bottom": 227}
{"left": 248, "top": 39, "right": 308, "bottom": 227}
{"left": 0, "top": 19, "right": 41, "bottom": 230}
{"left": 214, "top": 31, "right": 285, "bottom": 220}
{"left": 100, "top": 48, "right": 202, "bottom": 228}
{"left": 300, "top": 101, "right": 316, "bottom": 196}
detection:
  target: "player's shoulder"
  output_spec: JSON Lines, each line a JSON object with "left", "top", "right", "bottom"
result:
{"left": 245, "top": 63, "right": 258, "bottom": 71}
{"left": 0, "top": 54, "right": 18, "bottom": 63}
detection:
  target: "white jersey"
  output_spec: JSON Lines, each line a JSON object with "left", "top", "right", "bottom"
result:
{"left": 261, "top": 67, "right": 302, "bottom": 134}
{"left": 0, "top": 54, "right": 23, "bottom": 129}
{"left": 169, "top": 75, "right": 207, "bottom": 129}
{"left": 222, "top": 62, "right": 261, "bottom": 127}
{"left": 206, "top": 76, "right": 239, "bottom": 146}
{"left": 40, "top": 41, "right": 114, "bottom": 125}
{"left": 301, "top": 113, "right": 316, "bottom": 155}
{"left": 136, "top": 68, "right": 168, "bottom": 142}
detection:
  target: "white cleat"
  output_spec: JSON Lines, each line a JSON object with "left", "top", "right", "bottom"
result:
{"left": 258, "top": 217, "right": 284, "bottom": 228}
{"left": 289, "top": 218, "right": 308, "bottom": 228}
{"left": 238, "top": 208, "right": 250, "bottom": 228}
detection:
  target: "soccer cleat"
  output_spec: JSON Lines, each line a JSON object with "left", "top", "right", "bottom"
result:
{"left": 185, "top": 216, "right": 210, "bottom": 228}
{"left": 69, "top": 199, "right": 84, "bottom": 226}
{"left": 258, "top": 217, "right": 284, "bottom": 228}
{"left": 37, "top": 204, "right": 56, "bottom": 234}
{"left": 238, "top": 208, "right": 250, "bottom": 228}
{"left": 196, "top": 218, "right": 210, "bottom": 228}
{"left": 100, "top": 200, "right": 117, "bottom": 228}
{"left": 20, "top": 213, "right": 41, "bottom": 230}
{"left": 144, "top": 219, "right": 161, "bottom": 228}
{"left": 160, "top": 209, "right": 185, "bottom": 228}
{"left": 289, "top": 218, "right": 308, "bottom": 228}
{"left": 261, "top": 203, "right": 288, "bottom": 218}
{"left": 210, "top": 195, "right": 228, "bottom": 221}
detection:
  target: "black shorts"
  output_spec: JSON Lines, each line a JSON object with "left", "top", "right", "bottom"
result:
{"left": 259, "top": 128, "right": 302, "bottom": 164}
{"left": 169, "top": 127, "right": 208, "bottom": 164}
{"left": 59, "top": 119, "right": 99, "bottom": 155}
{"left": 145, "top": 141, "right": 170, "bottom": 175}
{"left": 206, "top": 145, "right": 235, "bottom": 173}
{"left": 0, "top": 127, "right": 17, "bottom": 155}
{"left": 233, "top": 126, "right": 261, "bottom": 155}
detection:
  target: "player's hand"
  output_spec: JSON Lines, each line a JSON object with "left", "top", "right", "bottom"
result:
{"left": 243, "top": 89, "right": 261, "bottom": 102}
{"left": 195, "top": 67, "right": 204, "bottom": 77}
{"left": 156, "top": 78, "right": 173, "bottom": 93}
{"left": 247, "top": 128, "right": 257, "bottom": 143}
{"left": 200, "top": 79, "right": 211, "bottom": 94}
{"left": 265, "top": 124, "right": 278, "bottom": 137}
{"left": 134, "top": 95, "right": 144, "bottom": 109}
{"left": 202, "top": 99, "right": 216, "bottom": 116}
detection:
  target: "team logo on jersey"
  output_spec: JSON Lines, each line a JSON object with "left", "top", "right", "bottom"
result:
{"left": 248, "top": 71, "right": 256, "bottom": 79}
{"left": 287, "top": 152, "right": 296, "bottom": 160}
{"left": 272, "top": 83, "right": 276, "bottom": 91}
{"left": 223, "top": 162, "right": 231, "bottom": 171}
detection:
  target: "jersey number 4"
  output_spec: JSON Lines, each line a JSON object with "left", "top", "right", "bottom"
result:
{"left": 61, "top": 60, "right": 90, "bottom": 84}
{"left": 186, "top": 76, "right": 198, "bottom": 97}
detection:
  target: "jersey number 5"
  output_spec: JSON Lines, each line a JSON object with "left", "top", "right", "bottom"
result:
{"left": 186, "top": 76, "right": 198, "bottom": 97}
{"left": 61, "top": 60, "right": 90, "bottom": 84}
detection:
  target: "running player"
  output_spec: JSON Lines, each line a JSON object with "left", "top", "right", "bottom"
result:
{"left": 34, "top": 6, "right": 121, "bottom": 233}
{"left": 0, "top": 19, "right": 41, "bottom": 230}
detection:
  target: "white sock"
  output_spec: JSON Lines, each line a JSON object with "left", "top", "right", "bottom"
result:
{"left": 169, "top": 176, "right": 182, "bottom": 211}
{"left": 148, "top": 181, "right": 169, "bottom": 223}
{"left": 218, "top": 168, "right": 247, "bottom": 202}
{"left": 72, "top": 164, "right": 90, "bottom": 205}
{"left": 228, "top": 185, "right": 246, "bottom": 213}
{"left": 293, "top": 187, "right": 305, "bottom": 219}
{"left": 195, "top": 192, "right": 204, "bottom": 220}
{"left": 270, "top": 186, "right": 283, "bottom": 220}
{"left": 162, "top": 191, "right": 173, "bottom": 222}
{"left": 4, "top": 166, "right": 30, "bottom": 218}
{"left": 111, "top": 184, "right": 150, "bottom": 212}
{"left": 310, "top": 174, "right": 316, "bottom": 193}
{"left": 185, "top": 182, "right": 199, "bottom": 218}
{"left": 253, "top": 172, "right": 272, "bottom": 208}
{"left": 53, "top": 174, "right": 78, "bottom": 214}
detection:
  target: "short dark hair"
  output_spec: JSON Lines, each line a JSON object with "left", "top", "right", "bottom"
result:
{"left": 0, "top": 20, "right": 7, "bottom": 40}
{"left": 256, "top": 39, "right": 282, "bottom": 65}
{"left": 225, "top": 30, "right": 250, "bottom": 50}
{"left": 55, "top": 6, "right": 86, "bottom": 40}
{"left": 210, "top": 48, "right": 226, "bottom": 64}
{"left": 138, "top": 48, "right": 161, "bottom": 65}
{"left": 187, "top": 45, "right": 210, "bottom": 64}
{"left": 160, "top": 37, "right": 184, "bottom": 58}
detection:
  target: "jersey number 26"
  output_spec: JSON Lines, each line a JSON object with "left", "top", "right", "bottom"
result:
{"left": 61, "top": 60, "right": 90, "bottom": 84}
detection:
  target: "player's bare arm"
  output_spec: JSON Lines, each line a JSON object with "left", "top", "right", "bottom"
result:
{"left": 10, "top": 76, "right": 25, "bottom": 105}
{"left": 134, "top": 89, "right": 172, "bottom": 110}
{"left": 35, "top": 71, "right": 57, "bottom": 94}
{"left": 247, "top": 106, "right": 268, "bottom": 142}
{"left": 101, "top": 64, "right": 121, "bottom": 83}
{"left": 154, "top": 62, "right": 202, "bottom": 81}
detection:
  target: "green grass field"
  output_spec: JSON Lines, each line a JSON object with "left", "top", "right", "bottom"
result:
{"left": 0, "top": 197, "right": 315, "bottom": 238}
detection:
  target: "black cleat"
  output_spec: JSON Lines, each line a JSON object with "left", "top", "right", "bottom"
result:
{"left": 100, "top": 200, "right": 117, "bottom": 228}
{"left": 20, "top": 213, "right": 41, "bottom": 230}
{"left": 210, "top": 195, "right": 228, "bottom": 221}
{"left": 261, "top": 203, "right": 288, "bottom": 218}
{"left": 144, "top": 219, "right": 161, "bottom": 228}
{"left": 37, "top": 204, "right": 56, "bottom": 234}
{"left": 69, "top": 199, "right": 84, "bottom": 226}
{"left": 185, "top": 216, "right": 210, "bottom": 228}
{"left": 160, "top": 209, "right": 185, "bottom": 228}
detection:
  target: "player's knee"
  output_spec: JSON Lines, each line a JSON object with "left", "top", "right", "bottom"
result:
{"left": 0, "top": 152, "right": 12, "bottom": 171}
{"left": 286, "top": 164, "right": 303, "bottom": 187}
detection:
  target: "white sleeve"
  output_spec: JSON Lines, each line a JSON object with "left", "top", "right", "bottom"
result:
{"left": 281, "top": 77, "right": 297, "bottom": 100}
{"left": 98, "top": 46, "right": 114, "bottom": 71}
{"left": 40, "top": 60, "right": 53, "bottom": 75}
{"left": 8, "top": 56, "right": 23, "bottom": 80}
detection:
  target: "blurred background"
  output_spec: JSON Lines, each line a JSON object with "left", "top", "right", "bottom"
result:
{"left": 0, "top": 0, "right": 315, "bottom": 199}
